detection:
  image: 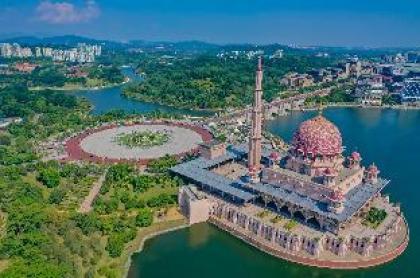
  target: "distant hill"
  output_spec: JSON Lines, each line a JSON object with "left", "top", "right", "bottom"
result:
{"left": 1, "top": 34, "right": 418, "bottom": 54}
{"left": 0, "top": 35, "right": 221, "bottom": 53}
{"left": 0, "top": 35, "right": 113, "bottom": 47}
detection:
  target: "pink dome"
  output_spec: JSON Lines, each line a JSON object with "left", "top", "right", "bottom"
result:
{"left": 292, "top": 116, "right": 342, "bottom": 156}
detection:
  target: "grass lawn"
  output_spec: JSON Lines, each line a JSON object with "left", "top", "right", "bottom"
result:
{"left": 284, "top": 219, "right": 298, "bottom": 231}
{"left": 139, "top": 186, "right": 178, "bottom": 201}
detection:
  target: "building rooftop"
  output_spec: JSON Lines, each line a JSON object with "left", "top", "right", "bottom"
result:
{"left": 171, "top": 147, "right": 256, "bottom": 202}
{"left": 172, "top": 143, "right": 388, "bottom": 223}
{"left": 401, "top": 79, "right": 420, "bottom": 101}
{"left": 171, "top": 161, "right": 255, "bottom": 202}
{"left": 246, "top": 178, "right": 389, "bottom": 222}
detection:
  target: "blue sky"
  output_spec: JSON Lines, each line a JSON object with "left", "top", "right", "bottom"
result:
{"left": 1, "top": 0, "right": 419, "bottom": 47}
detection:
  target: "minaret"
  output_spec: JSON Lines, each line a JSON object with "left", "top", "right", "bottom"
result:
{"left": 248, "top": 57, "right": 263, "bottom": 182}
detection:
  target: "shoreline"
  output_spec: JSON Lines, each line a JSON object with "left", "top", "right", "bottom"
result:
{"left": 121, "top": 96, "right": 420, "bottom": 117}
{"left": 28, "top": 77, "right": 130, "bottom": 92}
{"left": 122, "top": 221, "right": 189, "bottom": 278}
{"left": 304, "top": 103, "right": 420, "bottom": 111}
{"left": 120, "top": 215, "right": 409, "bottom": 277}
{"left": 120, "top": 93, "right": 223, "bottom": 113}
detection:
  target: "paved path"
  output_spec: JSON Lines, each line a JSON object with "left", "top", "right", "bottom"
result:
{"left": 65, "top": 121, "right": 212, "bottom": 165}
{"left": 78, "top": 172, "right": 106, "bottom": 213}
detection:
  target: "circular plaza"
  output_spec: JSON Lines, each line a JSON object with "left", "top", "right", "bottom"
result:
{"left": 65, "top": 121, "right": 212, "bottom": 164}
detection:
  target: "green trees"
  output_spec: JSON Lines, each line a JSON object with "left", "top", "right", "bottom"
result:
{"left": 382, "top": 94, "right": 399, "bottom": 105}
{"left": 131, "top": 175, "right": 155, "bottom": 192}
{"left": 135, "top": 208, "right": 153, "bottom": 227}
{"left": 305, "top": 86, "right": 355, "bottom": 105}
{"left": 6, "top": 204, "right": 46, "bottom": 235}
{"left": 123, "top": 54, "right": 336, "bottom": 109}
{"left": 146, "top": 193, "right": 177, "bottom": 208}
{"left": 106, "top": 163, "right": 134, "bottom": 184}
{"left": 0, "top": 258, "right": 70, "bottom": 278}
{"left": 105, "top": 228, "right": 137, "bottom": 258}
{"left": 48, "top": 188, "right": 66, "bottom": 204}
{"left": 90, "top": 161, "right": 182, "bottom": 258}
{"left": 88, "top": 65, "right": 124, "bottom": 84}
{"left": 115, "top": 130, "right": 171, "bottom": 148}
{"left": 0, "top": 84, "right": 185, "bottom": 276}
{"left": 363, "top": 207, "right": 388, "bottom": 228}
{"left": 147, "top": 154, "right": 178, "bottom": 174}
{"left": 30, "top": 66, "right": 66, "bottom": 87}
{"left": 72, "top": 213, "right": 102, "bottom": 235}
{"left": 37, "top": 167, "right": 60, "bottom": 188}
{"left": 106, "top": 233, "right": 125, "bottom": 258}
{"left": 0, "top": 134, "right": 11, "bottom": 146}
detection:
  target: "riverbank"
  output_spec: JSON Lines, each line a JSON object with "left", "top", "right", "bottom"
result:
{"left": 28, "top": 77, "right": 130, "bottom": 92}
{"left": 90, "top": 210, "right": 187, "bottom": 278}
{"left": 122, "top": 219, "right": 188, "bottom": 278}
{"left": 121, "top": 93, "right": 224, "bottom": 114}
{"left": 304, "top": 102, "right": 420, "bottom": 111}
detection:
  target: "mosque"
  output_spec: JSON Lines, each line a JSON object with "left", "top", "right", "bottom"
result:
{"left": 173, "top": 58, "right": 408, "bottom": 268}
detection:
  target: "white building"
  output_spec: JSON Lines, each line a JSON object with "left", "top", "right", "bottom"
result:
{"left": 355, "top": 75, "right": 387, "bottom": 106}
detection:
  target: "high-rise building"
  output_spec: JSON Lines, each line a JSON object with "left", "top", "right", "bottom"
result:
{"left": 35, "top": 47, "right": 42, "bottom": 57}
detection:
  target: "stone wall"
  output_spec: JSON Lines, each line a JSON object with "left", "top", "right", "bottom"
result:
{"left": 209, "top": 200, "right": 404, "bottom": 258}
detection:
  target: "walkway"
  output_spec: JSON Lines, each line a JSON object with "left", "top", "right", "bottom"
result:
{"left": 78, "top": 172, "right": 106, "bottom": 213}
{"left": 65, "top": 121, "right": 212, "bottom": 165}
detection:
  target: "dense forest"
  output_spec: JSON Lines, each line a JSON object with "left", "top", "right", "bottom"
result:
{"left": 123, "top": 54, "right": 337, "bottom": 109}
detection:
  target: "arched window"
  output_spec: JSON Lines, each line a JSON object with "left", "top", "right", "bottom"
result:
{"left": 280, "top": 205, "right": 291, "bottom": 217}
{"left": 293, "top": 211, "right": 306, "bottom": 222}
{"left": 267, "top": 200, "right": 278, "bottom": 211}
{"left": 307, "top": 217, "right": 321, "bottom": 230}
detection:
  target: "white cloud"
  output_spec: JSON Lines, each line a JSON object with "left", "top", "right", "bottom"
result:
{"left": 36, "top": 0, "right": 100, "bottom": 24}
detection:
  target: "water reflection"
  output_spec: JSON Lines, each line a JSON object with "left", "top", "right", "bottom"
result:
{"left": 188, "top": 223, "right": 212, "bottom": 248}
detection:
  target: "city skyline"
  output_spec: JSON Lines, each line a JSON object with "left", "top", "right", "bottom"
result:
{"left": 1, "top": 0, "right": 420, "bottom": 47}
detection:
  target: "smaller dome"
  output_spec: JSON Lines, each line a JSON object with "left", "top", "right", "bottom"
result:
{"left": 350, "top": 151, "right": 361, "bottom": 161}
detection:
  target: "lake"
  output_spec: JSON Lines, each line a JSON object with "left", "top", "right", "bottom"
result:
{"left": 68, "top": 67, "right": 211, "bottom": 117}
{"left": 127, "top": 107, "right": 419, "bottom": 278}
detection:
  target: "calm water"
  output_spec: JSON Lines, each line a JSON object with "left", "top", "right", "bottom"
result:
{"left": 68, "top": 67, "right": 210, "bottom": 117}
{"left": 128, "top": 108, "right": 419, "bottom": 278}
